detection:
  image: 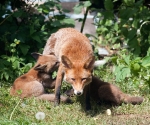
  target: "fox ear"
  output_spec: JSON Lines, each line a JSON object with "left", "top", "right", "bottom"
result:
{"left": 31, "top": 52, "right": 42, "bottom": 60}
{"left": 61, "top": 55, "right": 73, "bottom": 69}
{"left": 34, "top": 64, "right": 47, "bottom": 71}
{"left": 84, "top": 56, "right": 95, "bottom": 70}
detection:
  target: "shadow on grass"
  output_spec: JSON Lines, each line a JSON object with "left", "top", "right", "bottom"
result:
{"left": 75, "top": 95, "right": 116, "bottom": 117}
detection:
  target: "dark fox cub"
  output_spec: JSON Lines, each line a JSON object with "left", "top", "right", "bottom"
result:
{"left": 65, "top": 76, "right": 143, "bottom": 106}
{"left": 10, "top": 53, "right": 71, "bottom": 103}
{"left": 90, "top": 76, "right": 143, "bottom": 105}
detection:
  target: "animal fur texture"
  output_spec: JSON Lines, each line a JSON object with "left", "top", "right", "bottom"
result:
{"left": 65, "top": 76, "right": 143, "bottom": 106}
{"left": 43, "top": 28, "right": 95, "bottom": 110}
{"left": 10, "top": 53, "right": 71, "bottom": 103}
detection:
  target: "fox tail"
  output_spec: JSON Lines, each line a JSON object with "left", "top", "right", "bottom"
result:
{"left": 122, "top": 95, "right": 143, "bottom": 105}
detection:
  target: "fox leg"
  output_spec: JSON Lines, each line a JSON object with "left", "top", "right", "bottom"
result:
{"left": 54, "top": 64, "right": 64, "bottom": 106}
{"left": 84, "top": 84, "right": 91, "bottom": 110}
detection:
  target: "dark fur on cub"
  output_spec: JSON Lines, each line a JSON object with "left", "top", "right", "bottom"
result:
{"left": 91, "top": 76, "right": 143, "bottom": 105}
{"left": 65, "top": 76, "right": 143, "bottom": 106}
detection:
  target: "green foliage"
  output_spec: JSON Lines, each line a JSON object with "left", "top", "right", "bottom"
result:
{"left": 74, "top": 1, "right": 92, "bottom": 14}
{"left": 96, "top": 0, "right": 150, "bottom": 56}
{"left": 90, "top": 0, "right": 150, "bottom": 90}
{"left": 111, "top": 49, "right": 150, "bottom": 92}
{"left": 0, "top": 0, "right": 75, "bottom": 82}
{"left": 104, "top": 0, "right": 114, "bottom": 10}
{"left": 0, "top": 39, "right": 33, "bottom": 82}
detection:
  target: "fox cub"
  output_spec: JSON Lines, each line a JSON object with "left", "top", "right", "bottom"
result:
{"left": 65, "top": 76, "right": 143, "bottom": 106}
{"left": 10, "top": 53, "right": 71, "bottom": 103}
{"left": 43, "top": 28, "right": 95, "bottom": 110}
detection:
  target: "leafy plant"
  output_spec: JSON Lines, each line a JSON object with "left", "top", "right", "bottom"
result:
{"left": 86, "top": 0, "right": 150, "bottom": 90}
{"left": 0, "top": 39, "right": 33, "bottom": 82}
{"left": 95, "top": 0, "right": 150, "bottom": 56}
{"left": 111, "top": 49, "right": 150, "bottom": 93}
{"left": 0, "top": 0, "right": 75, "bottom": 82}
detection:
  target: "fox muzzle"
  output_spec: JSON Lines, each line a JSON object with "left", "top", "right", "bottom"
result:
{"left": 74, "top": 89, "right": 83, "bottom": 96}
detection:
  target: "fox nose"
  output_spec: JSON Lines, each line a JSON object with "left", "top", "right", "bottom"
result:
{"left": 76, "top": 91, "right": 82, "bottom": 96}
{"left": 73, "top": 89, "right": 83, "bottom": 96}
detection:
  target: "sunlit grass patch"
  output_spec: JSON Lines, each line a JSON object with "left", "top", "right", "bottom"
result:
{"left": 0, "top": 80, "right": 150, "bottom": 125}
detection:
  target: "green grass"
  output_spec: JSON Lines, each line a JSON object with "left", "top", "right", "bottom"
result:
{"left": 0, "top": 85, "right": 150, "bottom": 125}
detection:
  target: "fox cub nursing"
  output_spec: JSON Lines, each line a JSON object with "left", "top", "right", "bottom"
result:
{"left": 65, "top": 76, "right": 143, "bottom": 106}
{"left": 43, "top": 28, "right": 95, "bottom": 109}
{"left": 10, "top": 53, "right": 70, "bottom": 103}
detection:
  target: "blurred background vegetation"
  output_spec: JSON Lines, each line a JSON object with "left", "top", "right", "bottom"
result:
{"left": 0, "top": 0, "right": 150, "bottom": 94}
{"left": 0, "top": 0, "right": 74, "bottom": 82}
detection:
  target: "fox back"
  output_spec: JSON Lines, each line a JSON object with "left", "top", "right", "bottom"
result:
{"left": 43, "top": 28, "right": 94, "bottom": 61}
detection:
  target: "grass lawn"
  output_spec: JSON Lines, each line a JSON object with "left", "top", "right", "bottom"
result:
{"left": 0, "top": 84, "right": 150, "bottom": 125}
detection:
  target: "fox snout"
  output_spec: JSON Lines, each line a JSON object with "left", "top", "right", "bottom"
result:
{"left": 73, "top": 89, "right": 83, "bottom": 96}
{"left": 71, "top": 83, "right": 84, "bottom": 96}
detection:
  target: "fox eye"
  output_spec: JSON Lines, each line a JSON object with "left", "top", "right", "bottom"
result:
{"left": 71, "top": 78, "right": 75, "bottom": 81}
{"left": 82, "top": 78, "right": 87, "bottom": 81}
{"left": 54, "top": 61, "right": 59, "bottom": 66}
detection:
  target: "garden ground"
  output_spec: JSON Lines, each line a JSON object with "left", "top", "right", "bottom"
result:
{"left": 0, "top": 84, "right": 150, "bottom": 125}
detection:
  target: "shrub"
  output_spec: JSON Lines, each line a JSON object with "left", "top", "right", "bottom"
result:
{"left": 95, "top": 0, "right": 150, "bottom": 56}
{"left": 0, "top": 0, "right": 75, "bottom": 82}
{"left": 90, "top": 0, "right": 150, "bottom": 91}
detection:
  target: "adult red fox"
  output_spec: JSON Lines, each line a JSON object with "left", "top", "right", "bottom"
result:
{"left": 65, "top": 76, "right": 143, "bottom": 106}
{"left": 43, "top": 28, "right": 95, "bottom": 110}
{"left": 10, "top": 53, "right": 71, "bottom": 103}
